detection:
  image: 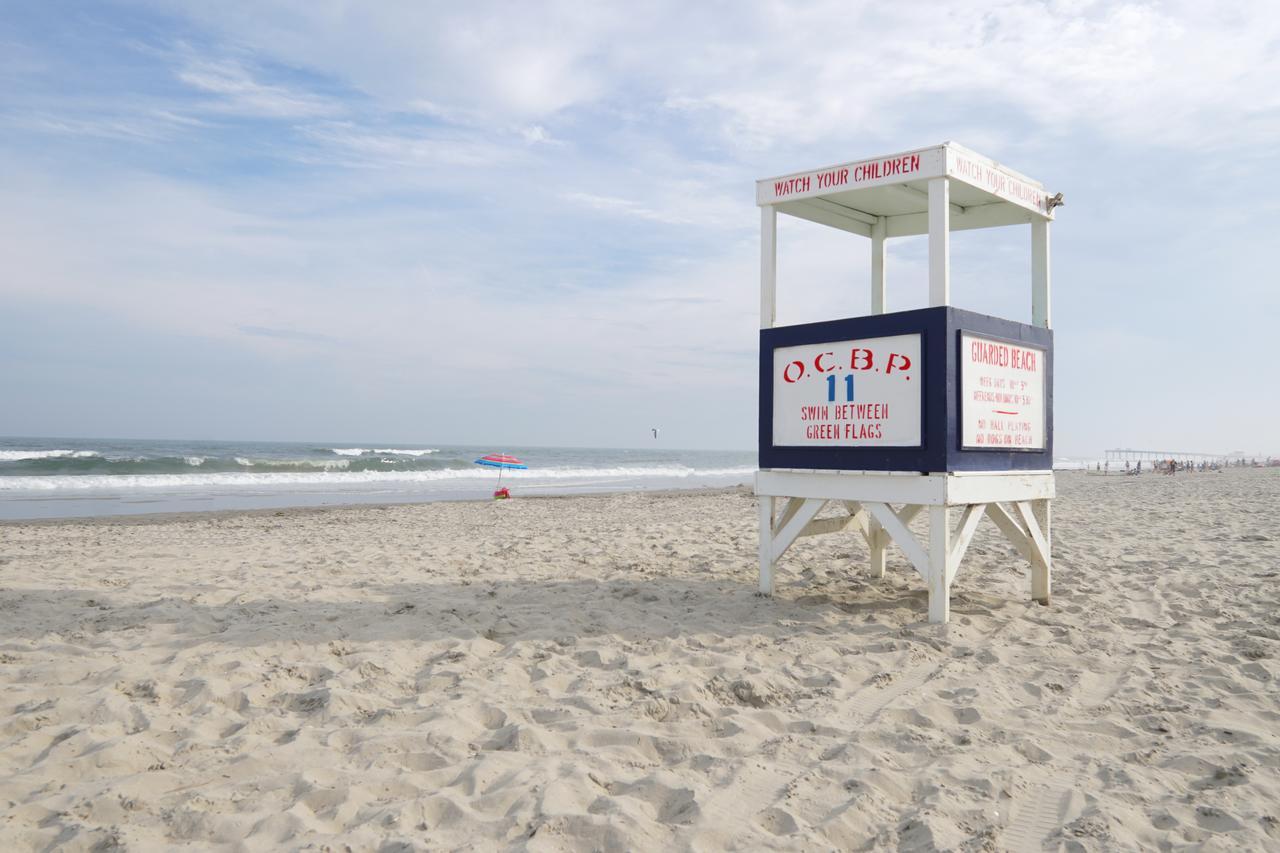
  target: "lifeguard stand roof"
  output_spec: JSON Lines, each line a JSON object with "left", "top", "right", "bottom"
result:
{"left": 756, "top": 142, "right": 1055, "bottom": 238}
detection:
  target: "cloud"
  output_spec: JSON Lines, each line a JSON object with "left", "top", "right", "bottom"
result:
{"left": 177, "top": 57, "right": 340, "bottom": 118}
{"left": 561, "top": 192, "right": 704, "bottom": 226}
{"left": 296, "top": 121, "right": 514, "bottom": 169}
{"left": 139, "top": 0, "right": 1280, "bottom": 152}
{"left": 0, "top": 110, "right": 191, "bottom": 142}
{"left": 238, "top": 325, "right": 340, "bottom": 345}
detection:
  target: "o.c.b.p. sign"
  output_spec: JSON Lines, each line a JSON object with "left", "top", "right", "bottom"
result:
{"left": 771, "top": 333, "right": 921, "bottom": 446}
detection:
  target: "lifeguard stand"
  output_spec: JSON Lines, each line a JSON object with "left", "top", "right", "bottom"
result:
{"left": 756, "top": 142, "right": 1059, "bottom": 623}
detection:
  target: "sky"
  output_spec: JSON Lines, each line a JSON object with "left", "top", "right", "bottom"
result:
{"left": 1, "top": 0, "right": 1278, "bottom": 455}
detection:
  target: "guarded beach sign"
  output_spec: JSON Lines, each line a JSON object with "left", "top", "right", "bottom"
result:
{"left": 960, "top": 333, "right": 1046, "bottom": 450}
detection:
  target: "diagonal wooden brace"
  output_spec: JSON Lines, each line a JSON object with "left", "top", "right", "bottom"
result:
{"left": 984, "top": 502, "right": 1034, "bottom": 563}
{"left": 770, "top": 498, "right": 826, "bottom": 564}
{"left": 865, "top": 502, "right": 930, "bottom": 582}
{"left": 798, "top": 504, "right": 868, "bottom": 540}
{"left": 947, "top": 503, "right": 987, "bottom": 585}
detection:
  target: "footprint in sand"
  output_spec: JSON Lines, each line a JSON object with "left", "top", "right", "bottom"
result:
{"left": 756, "top": 806, "right": 801, "bottom": 836}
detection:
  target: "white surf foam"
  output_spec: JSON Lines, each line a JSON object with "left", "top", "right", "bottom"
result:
{"left": 234, "top": 457, "right": 351, "bottom": 470}
{"left": 331, "top": 448, "right": 439, "bottom": 457}
{"left": 0, "top": 450, "right": 101, "bottom": 461}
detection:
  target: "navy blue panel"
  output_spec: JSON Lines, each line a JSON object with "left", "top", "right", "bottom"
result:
{"left": 759, "top": 306, "right": 1053, "bottom": 473}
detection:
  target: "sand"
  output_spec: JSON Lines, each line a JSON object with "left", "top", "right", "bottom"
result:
{"left": 1, "top": 470, "right": 1278, "bottom": 851}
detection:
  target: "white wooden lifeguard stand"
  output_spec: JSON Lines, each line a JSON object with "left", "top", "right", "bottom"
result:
{"left": 756, "top": 142, "right": 1059, "bottom": 624}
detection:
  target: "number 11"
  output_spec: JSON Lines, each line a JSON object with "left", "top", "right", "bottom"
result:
{"left": 826, "top": 374, "right": 855, "bottom": 402}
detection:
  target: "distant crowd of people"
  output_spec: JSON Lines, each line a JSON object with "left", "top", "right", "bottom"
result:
{"left": 1093, "top": 457, "right": 1276, "bottom": 476}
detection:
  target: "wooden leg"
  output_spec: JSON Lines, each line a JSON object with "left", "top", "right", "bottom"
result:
{"left": 928, "top": 505, "right": 951, "bottom": 624}
{"left": 758, "top": 498, "right": 775, "bottom": 595}
{"left": 868, "top": 515, "right": 886, "bottom": 579}
{"left": 1030, "top": 499, "right": 1051, "bottom": 606}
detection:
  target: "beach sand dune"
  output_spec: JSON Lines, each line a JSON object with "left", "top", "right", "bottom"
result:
{"left": 2, "top": 471, "right": 1278, "bottom": 850}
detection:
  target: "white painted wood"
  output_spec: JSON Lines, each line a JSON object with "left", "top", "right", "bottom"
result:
{"left": 775, "top": 496, "right": 805, "bottom": 533}
{"left": 945, "top": 141, "right": 1054, "bottom": 219}
{"left": 928, "top": 177, "right": 951, "bottom": 307}
{"left": 895, "top": 504, "right": 924, "bottom": 527}
{"left": 1013, "top": 501, "right": 1049, "bottom": 564}
{"left": 758, "top": 499, "right": 775, "bottom": 594}
{"left": 760, "top": 205, "right": 777, "bottom": 329}
{"left": 948, "top": 503, "right": 987, "bottom": 583}
{"left": 841, "top": 502, "right": 871, "bottom": 537}
{"left": 884, "top": 202, "right": 1034, "bottom": 238}
{"left": 1031, "top": 499, "right": 1051, "bottom": 604}
{"left": 807, "top": 197, "right": 879, "bottom": 227}
{"left": 799, "top": 507, "right": 868, "bottom": 539}
{"left": 837, "top": 502, "right": 871, "bottom": 539}
{"left": 871, "top": 216, "right": 887, "bottom": 314}
{"left": 771, "top": 498, "right": 826, "bottom": 564}
{"left": 890, "top": 182, "right": 965, "bottom": 216}
{"left": 946, "top": 469, "right": 1055, "bottom": 477}
{"left": 1015, "top": 500, "right": 1052, "bottom": 605}
{"left": 944, "top": 471, "right": 1054, "bottom": 504}
{"left": 756, "top": 470, "right": 946, "bottom": 505}
{"left": 756, "top": 145, "right": 947, "bottom": 205}
{"left": 928, "top": 505, "right": 951, "bottom": 623}
{"left": 984, "top": 502, "right": 1033, "bottom": 563}
{"left": 865, "top": 502, "right": 930, "bottom": 582}
{"left": 1032, "top": 220, "right": 1051, "bottom": 329}
{"left": 776, "top": 200, "right": 873, "bottom": 237}
{"left": 867, "top": 515, "right": 887, "bottom": 579}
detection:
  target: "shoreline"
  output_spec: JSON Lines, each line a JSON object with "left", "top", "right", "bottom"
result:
{"left": 0, "top": 484, "right": 755, "bottom": 526}
{"left": 0, "top": 467, "right": 1222, "bottom": 525}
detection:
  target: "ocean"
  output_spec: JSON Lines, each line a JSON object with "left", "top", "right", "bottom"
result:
{"left": 0, "top": 436, "right": 1108, "bottom": 521}
{"left": 0, "top": 437, "right": 757, "bottom": 520}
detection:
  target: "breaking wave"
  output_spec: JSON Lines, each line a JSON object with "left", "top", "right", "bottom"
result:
{"left": 0, "top": 449, "right": 101, "bottom": 461}
{"left": 330, "top": 448, "right": 440, "bottom": 457}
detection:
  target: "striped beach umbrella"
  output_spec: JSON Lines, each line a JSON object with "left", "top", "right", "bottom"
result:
{"left": 474, "top": 453, "right": 527, "bottom": 498}
{"left": 473, "top": 453, "right": 527, "bottom": 471}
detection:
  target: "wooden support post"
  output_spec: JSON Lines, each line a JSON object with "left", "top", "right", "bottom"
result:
{"left": 871, "top": 216, "right": 887, "bottom": 314}
{"left": 758, "top": 499, "right": 775, "bottom": 595}
{"left": 928, "top": 177, "right": 950, "bottom": 307}
{"left": 928, "top": 505, "right": 951, "bottom": 624}
{"left": 1031, "top": 220, "right": 1051, "bottom": 329}
{"left": 1030, "top": 499, "right": 1051, "bottom": 605}
{"left": 761, "top": 205, "right": 777, "bottom": 329}
{"left": 868, "top": 515, "right": 886, "bottom": 579}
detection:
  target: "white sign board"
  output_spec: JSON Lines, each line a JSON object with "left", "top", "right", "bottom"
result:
{"left": 757, "top": 147, "right": 944, "bottom": 205}
{"left": 772, "top": 333, "right": 921, "bottom": 446}
{"left": 960, "top": 333, "right": 1046, "bottom": 450}
{"left": 949, "top": 151, "right": 1050, "bottom": 217}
